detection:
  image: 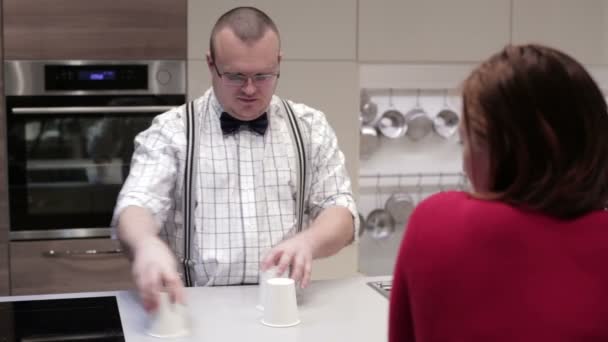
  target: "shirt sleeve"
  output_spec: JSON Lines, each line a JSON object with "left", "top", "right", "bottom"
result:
{"left": 110, "top": 107, "right": 185, "bottom": 231}
{"left": 294, "top": 104, "right": 360, "bottom": 239}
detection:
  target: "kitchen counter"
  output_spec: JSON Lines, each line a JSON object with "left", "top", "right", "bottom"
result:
{"left": 0, "top": 275, "right": 391, "bottom": 341}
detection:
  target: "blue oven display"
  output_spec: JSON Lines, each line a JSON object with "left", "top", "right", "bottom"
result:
{"left": 79, "top": 70, "right": 117, "bottom": 81}
{"left": 45, "top": 64, "right": 148, "bottom": 90}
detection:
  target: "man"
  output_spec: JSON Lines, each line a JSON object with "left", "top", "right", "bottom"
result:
{"left": 112, "top": 6, "right": 358, "bottom": 311}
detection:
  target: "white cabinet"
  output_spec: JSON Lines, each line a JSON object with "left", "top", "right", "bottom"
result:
{"left": 275, "top": 60, "right": 361, "bottom": 280}
{"left": 276, "top": 61, "right": 360, "bottom": 187}
{"left": 512, "top": 0, "right": 608, "bottom": 65}
{"left": 358, "top": 0, "right": 511, "bottom": 62}
{"left": 187, "top": 0, "right": 357, "bottom": 61}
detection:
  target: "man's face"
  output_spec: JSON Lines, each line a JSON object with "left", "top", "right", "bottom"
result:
{"left": 207, "top": 28, "right": 281, "bottom": 121}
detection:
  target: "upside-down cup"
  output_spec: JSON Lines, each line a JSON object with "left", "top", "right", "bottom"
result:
{"left": 261, "top": 278, "right": 301, "bottom": 328}
{"left": 146, "top": 291, "right": 190, "bottom": 338}
{"left": 257, "top": 266, "right": 288, "bottom": 311}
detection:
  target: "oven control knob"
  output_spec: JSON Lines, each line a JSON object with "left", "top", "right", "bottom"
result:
{"left": 156, "top": 69, "right": 172, "bottom": 85}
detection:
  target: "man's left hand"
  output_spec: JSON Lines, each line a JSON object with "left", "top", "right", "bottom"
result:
{"left": 261, "top": 234, "right": 314, "bottom": 288}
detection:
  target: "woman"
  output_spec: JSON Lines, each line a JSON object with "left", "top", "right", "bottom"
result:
{"left": 389, "top": 44, "right": 608, "bottom": 341}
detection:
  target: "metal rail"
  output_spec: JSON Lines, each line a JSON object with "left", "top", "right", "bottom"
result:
{"left": 359, "top": 171, "right": 465, "bottom": 179}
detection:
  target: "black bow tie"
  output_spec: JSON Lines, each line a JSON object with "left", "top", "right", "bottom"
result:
{"left": 220, "top": 112, "right": 268, "bottom": 135}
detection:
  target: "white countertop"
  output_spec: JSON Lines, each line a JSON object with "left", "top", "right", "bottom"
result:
{"left": 0, "top": 275, "right": 391, "bottom": 342}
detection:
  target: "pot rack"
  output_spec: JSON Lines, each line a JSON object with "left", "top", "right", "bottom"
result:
{"left": 359, "top": 171, "right": 469, "bottom": 192}
{"left": 360, "top": 171, "right": 464, "bottom": 179}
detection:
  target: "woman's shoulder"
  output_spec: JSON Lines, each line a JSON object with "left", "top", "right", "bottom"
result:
{"left": 410, "top": 190, "right": 608, "bottom": 235}
{"left": 419, "top": 190, "right": 468, "bottom": 204}
{"left": 406, "top": 191, "right": 471, "bottom": 233}
{"left": 413, "top": 190, "right": 472, "bottom": 214}
{"left": 407, "top": 190, "right": 510, "bottom": 236}
{"left": 413, "top": 190, "right": 523, "bottom": 216}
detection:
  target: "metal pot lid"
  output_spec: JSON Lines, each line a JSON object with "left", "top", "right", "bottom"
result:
{"left": 433, "top": 109, "right": 460, "bottom": 138}
{"left": 365, "top": 209, "right": 396, "bottom": 240}
{"left": 360, "top": 125, "right": 380, "bottom": 159}
{"left": 385, "top": 192, "right": 415, "bottom": 224}
{"left": 404, "top": 108, "right": 433, "bottom": 141}
{"left": 360, "top": 90, "right": 378, "bottom": 124}
{"left": 377, "top": 109, "right": 407, "bottom": 138}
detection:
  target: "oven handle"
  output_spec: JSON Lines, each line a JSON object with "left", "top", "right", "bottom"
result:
{"left": 12, "top": 105, "right": 176, "bottom": 115}
{"left": 42, "top": 248, "right": 124, "bottom": 257}
{"left": 21, "top": 331, "right": 124, "bottom": 342}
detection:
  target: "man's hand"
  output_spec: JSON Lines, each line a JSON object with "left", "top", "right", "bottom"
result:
{"left": 260, "top": 207, "right": 355, "bottom": 288}
{"left": 131, "top": 236, "right": 185, "bottom": 312}
{"left": 261, "top": 234, "right": 314, "bottom": 288}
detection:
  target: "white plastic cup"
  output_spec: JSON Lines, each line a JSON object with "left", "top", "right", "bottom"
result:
{"left": 257, "top": 267, "right": 288, "bottom": 311}
{"left": 146, "top": 292, "right": 190, "bottom": 338}
{"left": 261, "top": 278, "right": 301, "bottom": 328}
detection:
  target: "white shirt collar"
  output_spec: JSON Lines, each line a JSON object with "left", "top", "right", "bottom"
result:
{"left": 208, "top": 88, "right": 281, "bottom": 119}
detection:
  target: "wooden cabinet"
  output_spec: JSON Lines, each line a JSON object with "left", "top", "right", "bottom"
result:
{"left": 187, "top": 0, "right": 357, "bottom": 60}
{"left": 0, "top": 244, "right": 8, "bottom": 296}
{"left": 358, "top": 0, "right": 511, "bottom": 62}
{"left": 0, "top": 0, "right": 8, "bottom": 297}
{"left": 3, "top": 0, "right": 187, "bottom": 59}
{"left": 10, "top": 239, "right": 133, "bottom": 295}
{"left": 0, "top": 0, "right": 5, "bottom": 245}
{"left": 512, "top": 0, "right": 608, "bottom": 65}
{"left": 0, "top": 296, "right": 15, "bottom": 340}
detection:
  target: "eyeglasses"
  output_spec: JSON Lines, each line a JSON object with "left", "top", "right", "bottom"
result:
{"left": 213, "top": 63, "right": 280, "bottom": 88}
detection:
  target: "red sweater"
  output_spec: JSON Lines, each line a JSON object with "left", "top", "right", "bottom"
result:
{"left": 389, "top": 191, "right": 608, "bottom": 341}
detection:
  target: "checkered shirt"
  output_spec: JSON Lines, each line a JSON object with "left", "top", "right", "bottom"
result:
{"left": 112, "top": 88, "right": 358, "bottom": 285}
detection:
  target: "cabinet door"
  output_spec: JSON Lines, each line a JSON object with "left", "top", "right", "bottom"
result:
{"left": 0, "top": 1, "right": 8, "bottom": 297}
{"left": 0, "top": 295, "right": 15, "bottom": 341}
{"left": 10, "top": 239, "right": 134, "bottom": 295}
{"left": 0, "top": 244, "right": 8, "bottom": 296}
{"left": 188, "top": 0, "right": 357, "bottom": 60}
{"left": 512, "top": 0, "right": 608, "bottom": 65}
{"left": 358, "top": 0, "right": 511, "bottom": 62}
{"left": 4, "top": 0, "right": 187, "bottom": 59}
{"left": 0, "top": 0, "right": 7, "bottom": 245}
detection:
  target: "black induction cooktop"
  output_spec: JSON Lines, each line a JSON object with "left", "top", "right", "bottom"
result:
{"left": 0, "top": 296, "right": 124, "bottom": 342}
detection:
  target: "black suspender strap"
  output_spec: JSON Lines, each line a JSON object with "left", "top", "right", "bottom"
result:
{"left": 181, "top": 100, "right": 305, "bottom": 287}
{"left": 282, "top": 99, "right": 307, "bottom": 233}
{"left": 182, "top": 101, "right": 197, "bottom": 287}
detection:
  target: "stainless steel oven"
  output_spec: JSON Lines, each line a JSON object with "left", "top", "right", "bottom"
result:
{"left": 5, "top": 60, "right": 186, "bottom": 240}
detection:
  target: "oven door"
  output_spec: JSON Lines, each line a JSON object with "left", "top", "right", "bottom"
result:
{"left": 6, "top": 95, "right": 184, "bottom": 240}
{"left": 0, "top": 296, "right": 125, "bottom": 341}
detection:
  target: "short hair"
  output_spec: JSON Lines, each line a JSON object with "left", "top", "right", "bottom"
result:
{"left": 462, "top": 44, "right": 608, "bottom": 218}
{"left": 209, "top": 6, "right": 280, "bottom": 60}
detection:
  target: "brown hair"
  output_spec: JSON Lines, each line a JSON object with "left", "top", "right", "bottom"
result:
{"left": 462, "top": 44, "right": 608, "bottom": 219}
{"left": 209, "top": 6, "right": 280, "bottom": 60}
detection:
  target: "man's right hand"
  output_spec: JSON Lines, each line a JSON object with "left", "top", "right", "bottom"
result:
{"left": 131, "top": 236, "right": 185, "bottom": 312}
